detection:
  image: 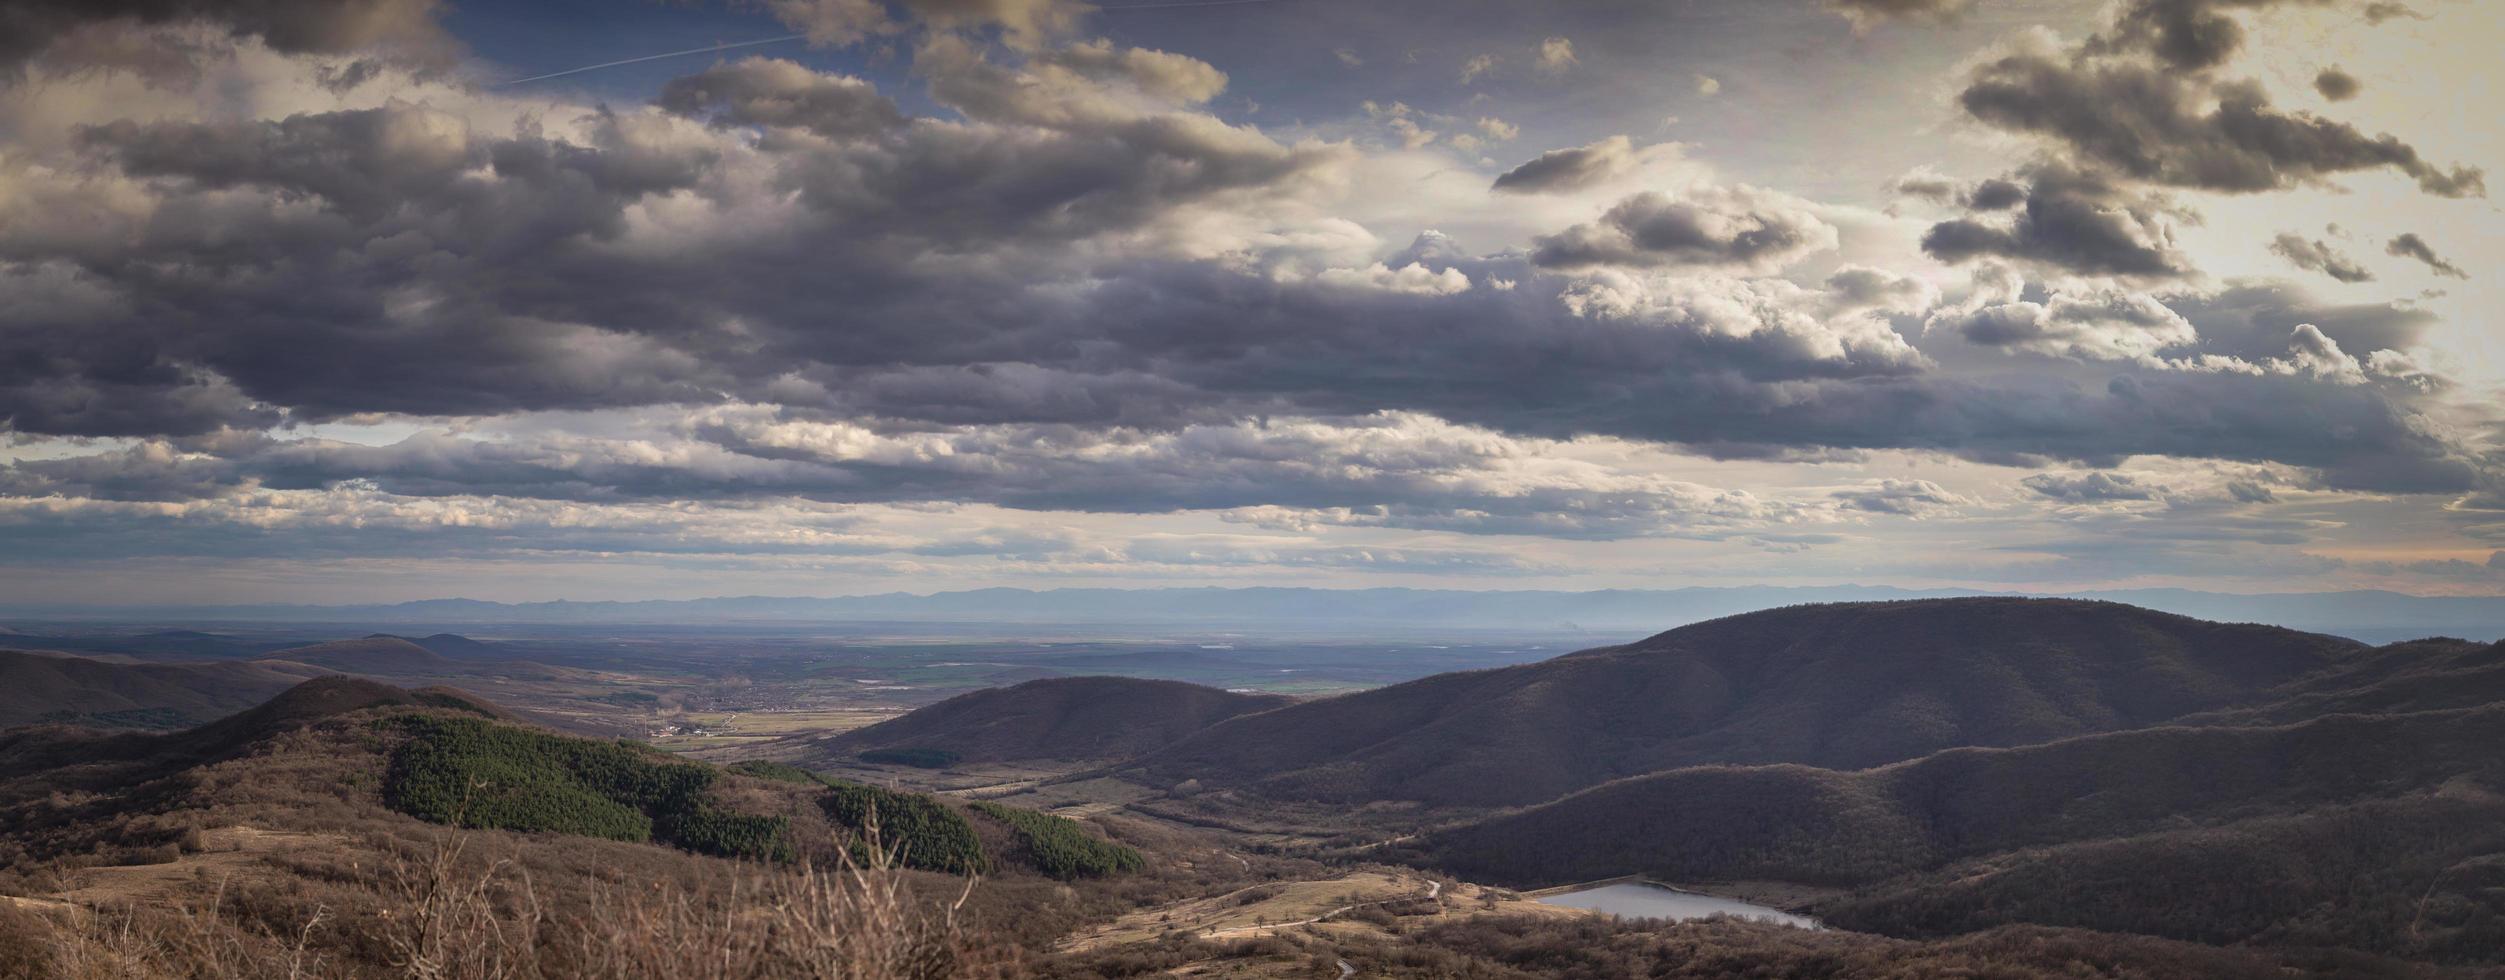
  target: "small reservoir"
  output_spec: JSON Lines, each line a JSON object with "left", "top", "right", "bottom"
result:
{"left": 1535, "top": 881, "right": 1818, "bottom": 929}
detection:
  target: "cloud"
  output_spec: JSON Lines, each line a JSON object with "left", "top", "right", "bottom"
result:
{"left": 1693, "top": 74, "right": 1719, "bottom": 97}
{"left": 1490, "top": 134, "right": 1638, "bottom": 194}
{"left": 1458, "top": 52, "right": 1496, "bottom": 84}
{"left": 1958, "top": 30, "right": 2483, "bottom": 198}
{"left": 1035, "top": 36, "right": 1230, "bottom": 104}
{"left": 1364, "top": 100, "right": 1441, "bottom": 149}
{"left": 2023, "top": 471, "right": 2162, "bottom": 502}
{"left": 1826, "top": 0, "right": 1974, "bottom": 30}
{"left": 1919, "top": 163, "right": 2191, "bottom": 277}
{"left": 656, "top": 58, "right": 904, "bottom": 139}
{"left": 1830, "top": 479, "right": 1969, "bottom": 516}
{"left": 2268, "top": 232, "right": 2373, "bottom": 283}
{"left": 2385, "top": 233, "right": 2468, "bottom": 279}
{"left": 0, "top": 0, "right": 451, "bottom": 69}
{"left": 2312, "top": 67, "right": 2360, "bottom": 101}
{"left": 1333, "top": 47, "right": 1361, "bottom": 67}
{"left": 1934, "top": 285, "right": 2199, "bottom": 362}
{"left": 0, "top": 11, "right": 2485, "bottom": 554}
{"left": 0, "top": 410, "right": 1856, "bottom": 543}
{"left": 1535, "top": 36, "right": 1576, "bottom": 74}
{"left": 1532, "top": 186, "right": 1837, "bottom": 273}
{"left": 766, "top": 0, "right": 1086, "bottom": 50}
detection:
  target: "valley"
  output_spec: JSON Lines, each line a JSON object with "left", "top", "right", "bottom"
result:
{"left": 4, "top": 597, "right": 2503, "bottom": 977}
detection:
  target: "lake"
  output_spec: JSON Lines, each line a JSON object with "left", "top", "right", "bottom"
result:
{"left": 1535, "top": 881, "right": 1819, "bottom": 928}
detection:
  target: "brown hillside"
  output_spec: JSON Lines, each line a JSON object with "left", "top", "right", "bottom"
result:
{"left": 798, "top": 676, "right": 1293, "bottom": 766}
{"left": 1127, "top": 598, "right": 2362, "bottom": 806}
{"left": 2183, "top": 637, "right": 2505, "bottom": 725}
{"left": 0, "top": 650, "right": 327, "bottom": 729}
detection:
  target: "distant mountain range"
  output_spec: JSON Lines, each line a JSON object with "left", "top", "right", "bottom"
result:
{"left": 5, "top": 585, "right": 2504, "bottom": 642}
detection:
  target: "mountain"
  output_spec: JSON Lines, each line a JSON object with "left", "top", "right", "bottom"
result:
{"left": 9, "top": 585, "right": 2504, "bottom": 641}
{"left": 1121, "top": 598, "right": 2364, "bottom": 806}
{"left": 2182, "top": 637, "right": 2505, "bottom": 725}
{"left": 1404, "top": 704, "right": 2505, "bottom": 963}
{"left": 0, "top": 649, "right": 327, "bottom": 728}
{"left": 1409, "top": 703, "right": 2505, "bottom": 885}
{"left": 793, "top": 676, "right": 1293, "bottom": 767}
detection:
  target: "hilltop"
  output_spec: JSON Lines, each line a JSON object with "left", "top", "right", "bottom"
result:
{"left": 0, "top": 650, "right": 326, "bottom": 729}
{"left": 790, "top": 676, "right": 1293, "bottom": 768}
{"left": 0, "top": 679, "right": 1207, "bottom": 975}
{"left": 1124, "top": 598, "right": 2361, "bottom": 806}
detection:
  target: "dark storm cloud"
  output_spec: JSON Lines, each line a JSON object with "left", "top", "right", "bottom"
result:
{"left": 1529, "top": 187, "right": 1835, "bottom": 272}
{"left": 2385, "top": 233, "right": 2468, "bottom": 279}
{"left": 1919, "top": 164, "right": 2191, "bottom": 277}
{"left": 1489, "top": 135, "right": 1636, "bottom": 194}
{"left": 0, "top": 0, "right": 448, "bottom": 69}
{"left": 2268, "top": 232, "right": 2373, "bottom": 283}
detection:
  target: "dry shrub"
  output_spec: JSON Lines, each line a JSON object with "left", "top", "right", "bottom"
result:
{"left": 4, "top": 816, "right": 1013, "bottom": 980}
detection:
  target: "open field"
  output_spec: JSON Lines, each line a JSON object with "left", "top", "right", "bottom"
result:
{"left": 1058, "top": 868, "right": 1578, "bottom": 953}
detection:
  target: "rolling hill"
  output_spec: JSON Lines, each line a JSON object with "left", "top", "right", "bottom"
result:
{"left": 0, "top": 649, "right": 327, "bottom": 728}
{"left": 790, "top": 676, "right": 1294, "bottom": 766}
{"left": 1404, "top": 703, "right": 2505, "bottom": 962}
{"left": 1123, "top": 598, "right": 2364, "bottom": 806}
{"left": 2182, "top": 637, "right": 2505, "bottom": 725}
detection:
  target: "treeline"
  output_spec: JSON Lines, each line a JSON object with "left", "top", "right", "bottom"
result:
{"left": 1414, "top": 705, "right": 2505, "bottom": 886}
{"left": 383, "top": 715, "right": 790, "bottom": 861}
{"left": 1823, "top": 795, "right": 2505, "bottom": 965}
{"left": 1405, "top": 704, "right": 2505, "bottom": 964}
{"left": 860, "top": 748, "right": 963, "bottom": 769}
{"left": 969, "top": 801, "right": 1145, "bottom": 879}
{"left": 822, "top": 782, "right": 991, "bottom": 876}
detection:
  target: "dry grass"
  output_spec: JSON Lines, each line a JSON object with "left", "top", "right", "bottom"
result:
{"left": 0, "top": 814, "right": 1014, "bottom": 980}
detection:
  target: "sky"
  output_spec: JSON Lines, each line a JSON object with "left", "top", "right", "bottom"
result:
{"left": 0, "top": 0, "right": 2499, "bottom": 604}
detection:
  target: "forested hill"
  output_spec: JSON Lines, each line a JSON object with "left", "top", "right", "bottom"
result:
{"left": 1123, "top": 598, "right": 2363, "bottom": 806}
{"left": 795, "top": 676, "right": 1293, "bottom": 767}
